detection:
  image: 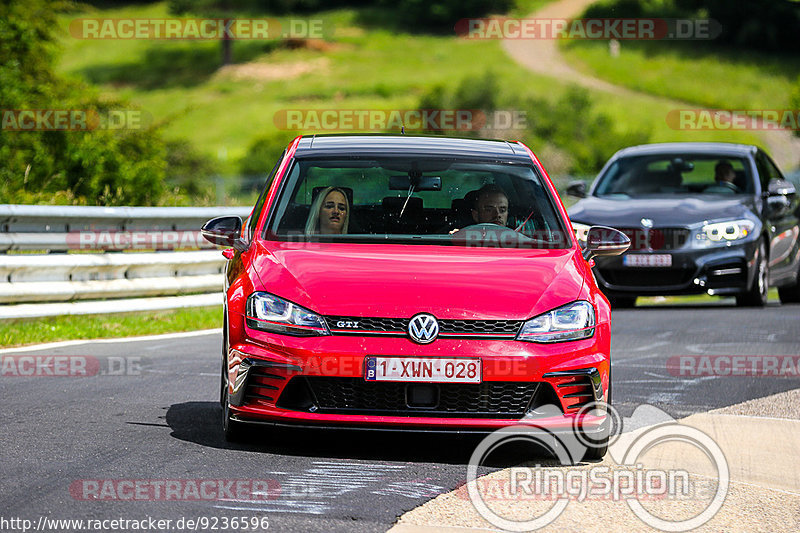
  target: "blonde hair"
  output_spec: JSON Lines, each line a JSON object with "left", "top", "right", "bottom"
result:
{"left": 304, "top": 186, "right": 350, "bottom": 235}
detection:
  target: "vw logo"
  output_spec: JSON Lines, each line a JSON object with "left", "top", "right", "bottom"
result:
{"left": 408, "top": 313, "right": 439, "bottom": 344}
{"left": 640, "top": 218, "right": 654, "bottom": 228}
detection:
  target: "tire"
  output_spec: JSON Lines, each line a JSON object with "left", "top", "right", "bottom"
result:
{"left": 221, "top": 385, "right": 245, "bottom": 442}
{"left": 778, "top": 264, "right": 800, "bottom": 303}
{"left": 582, "top": 377, "right": 612, "bottom": 461}
{"left": 220, "top": 315, "right": 228, "bottom": 408}
{"left": 608, "top": 296, "right": 636, "bottom": 309}
{"left": 736, "top": 240, "right": 768, "bottom": 307}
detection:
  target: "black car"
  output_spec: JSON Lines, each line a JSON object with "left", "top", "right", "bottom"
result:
{"left": 567, "top": 142, "right": 800, "bottom": 307}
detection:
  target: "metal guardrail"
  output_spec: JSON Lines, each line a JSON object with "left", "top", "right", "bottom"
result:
{"left": 0, "top": 204, "right": 251, "bottom": 318}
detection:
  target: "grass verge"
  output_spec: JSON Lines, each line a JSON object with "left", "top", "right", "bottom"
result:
{"left": 561, "top": 40, "right": 800, "bottom": 111}
{"left": 0, "top": 305, "right": 222, "bottom": 349}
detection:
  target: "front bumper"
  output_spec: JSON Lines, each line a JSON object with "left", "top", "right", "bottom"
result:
{"left": 594, "top": 240, "right": 758, "bottom": 297}
{"left": 225, "top": 330, "right": 610, "bottom": 432}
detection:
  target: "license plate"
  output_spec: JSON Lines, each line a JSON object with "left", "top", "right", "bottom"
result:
{"left": 623, "top": 254, "right": 672, "bottom": 267}
{"left": 364, "top": 357, "right": 481, "bottom": 383}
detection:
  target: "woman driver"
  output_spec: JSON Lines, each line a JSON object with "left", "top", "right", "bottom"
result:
{"left": 304, "top": 186, "right": 350, "bottom": 235}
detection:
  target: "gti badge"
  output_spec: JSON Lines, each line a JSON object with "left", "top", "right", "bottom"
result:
{"left": 408, "top": 313, "right": 439, "bottom": 344}
{"left": 640, "top": 218, "right": 654, "bottom": 228}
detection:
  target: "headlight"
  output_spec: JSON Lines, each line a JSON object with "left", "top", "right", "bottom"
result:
{"left": 693, "top": 219, "right": 755, "bottom": 247}
{"left": 516, "top": 301, "right": 595, "bottom": 343}
{"left": 571, "top": 222, "right": 591, "bottom": 247}
{"left": 246, "top": 292, "right": 330, "bottom": 336}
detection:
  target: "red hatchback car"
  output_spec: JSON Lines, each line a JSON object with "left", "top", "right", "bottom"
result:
{"left": 202, "top": 135, "right": 629, "bottom": 458}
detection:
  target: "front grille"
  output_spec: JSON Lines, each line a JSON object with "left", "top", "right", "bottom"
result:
{"left": 278, "top": 376, "right": 549, "bottom": 418}
{"left": 601, "top": 268, "right": 693, "bottom": 287}
{"left": 616, "top": 228, "right": 689, "bottom": 251}
{"left": 325, "top": 316, "right": 523, "bottom": 337}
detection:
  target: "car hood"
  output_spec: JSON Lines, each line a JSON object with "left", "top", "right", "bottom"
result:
{"left": 569, "top": 195, "right": 757, "bottom": 227}
{"left": 250, "top": 242, "right": 586, "bottom": 319}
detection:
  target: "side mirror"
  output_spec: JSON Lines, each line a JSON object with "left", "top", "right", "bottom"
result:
{"left": 201, "top": 216, "right": 242, "bottom": 247}
{"left": 766, "top": 178, "right": 796, "bottom": 197}
{"left": 765, "top": 179, "right": 796, "bottom": 219}
{"left": 566, "top": 180, "right": 587, "bottom": 198}
{"left": 583, "top": 226, "right": 630, "bottom": 261}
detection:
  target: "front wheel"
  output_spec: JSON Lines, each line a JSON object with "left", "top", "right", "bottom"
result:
{"left": 736, "top": 240, "right": 768, "bottom": 307}
{"left": 777, "top": 260, "right": 800, "bottom": 303}
{"left": 221, "top": 386, "right": 244, "bottom": 442}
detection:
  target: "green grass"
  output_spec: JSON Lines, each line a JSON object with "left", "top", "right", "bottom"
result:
{"left": 0, "top": 305, "right": 222, "bottom": 348}
{"left": 561, "top": 40, "right": 800, "bottom": 111}
{"left": 53, "top": 1, "right": 791, "bottom": 179}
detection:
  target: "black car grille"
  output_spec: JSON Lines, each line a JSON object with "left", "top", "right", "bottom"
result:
{"left": 616, "top": 228, "right": 690, "bottom": 251}
{"left": 324, "top": 316, "right": 523, "bottom": 338}
{"left": 277, "top": 377, "right": 552, "bottom": 418}
{"left": 601, "top": 267, "right": 694, "bottom": 287}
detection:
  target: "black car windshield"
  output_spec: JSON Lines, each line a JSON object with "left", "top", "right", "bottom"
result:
{"left": 594, "top": 154, "right": 753, "bottom": 197}
{"left": 266, "top": 157, "right": 570, "bottom": 248}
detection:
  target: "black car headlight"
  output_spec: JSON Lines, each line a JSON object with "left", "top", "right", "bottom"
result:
{"left": 246, "top": 292, "right": 330, "bottom": 336}
{"left": 693, "top": 219, "right": 755, "bottom": 248}
{"left": 516, "top": 301, "right": 595, "bottom": 343}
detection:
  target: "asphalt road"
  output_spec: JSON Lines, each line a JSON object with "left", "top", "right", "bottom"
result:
{"left": 1, "top": 301, "right": 799, "bottom": 533}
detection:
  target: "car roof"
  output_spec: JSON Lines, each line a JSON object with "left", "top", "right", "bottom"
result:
{"left": 613, "top": 142, "right": 759, "bottom": 159}
{"left": 294, "top": 134, "right": 532, "bottom": 161}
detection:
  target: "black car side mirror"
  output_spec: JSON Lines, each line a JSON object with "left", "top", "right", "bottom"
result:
{"left": 201, "top": 216, "right": 244, "bottom": 249}
{"left": 764, "top": 179, "right": 796, "bottom": 219}
{"left": 583, "top": 226, "right": 630, "bottom": 261}
{"left": 766, "top": 178, "right": 796, "bottom": 197}
{"left": 566, "top": 180, "right": 587, "bottom": 198}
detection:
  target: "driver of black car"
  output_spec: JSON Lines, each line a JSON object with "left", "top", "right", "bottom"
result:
{"left": 706, "top": 160, "right": 740, "bottom": 193}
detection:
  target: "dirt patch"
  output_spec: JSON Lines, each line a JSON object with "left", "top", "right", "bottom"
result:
{"left": 216, "top": 57, "right": 330, "bottom": 82}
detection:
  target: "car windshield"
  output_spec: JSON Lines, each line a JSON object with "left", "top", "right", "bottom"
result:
{"left": 594, "top": 154, "right": 753, "bottom": 197}
{"left": 266, "top": 156, "right": 570, "bottom": 248}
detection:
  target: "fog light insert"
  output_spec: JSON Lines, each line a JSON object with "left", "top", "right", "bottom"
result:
{"left": 406, "top": 384, "right": 439, "bottom": 408}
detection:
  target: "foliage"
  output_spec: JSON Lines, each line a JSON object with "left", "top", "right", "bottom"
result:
{"left": 583, "top": 0, "right": 800, "bottom": 53}
{"left": 238, "top": 131, "right": 295, "bottom": 192}
{"left": 417, "top": 72, "right": 649, "bottom": 174}
{"left": 0, "top": 0, "right": 215, "bottom": 205}
{"left": 374, "top": 0, "right": 513, "bottom": 32}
